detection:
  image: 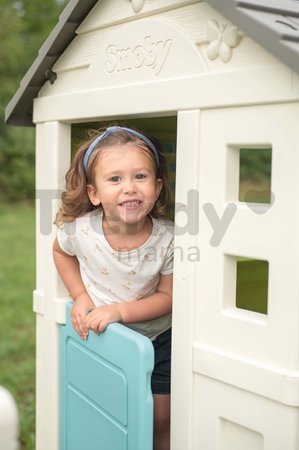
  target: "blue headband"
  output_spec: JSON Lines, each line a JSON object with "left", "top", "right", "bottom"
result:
{"left": 83, "top": 126, "right": 160, "bottom": 173}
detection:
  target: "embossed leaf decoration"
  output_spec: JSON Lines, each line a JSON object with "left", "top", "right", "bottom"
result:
{"left": 131, "top": 0, "right": 145, "bottom": 13}
{"left": 207, "top": 41, "right": 219, "bottom": 60}
{"left": 222, "top": 25, "right": 241, "bottom": 47}
{"left": 219, "top": 42, "right": 232, "bottom": 63}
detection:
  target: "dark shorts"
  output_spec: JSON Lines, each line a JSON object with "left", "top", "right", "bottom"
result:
{"left": 151, "top": 327, "right": 171, "bottom": 395}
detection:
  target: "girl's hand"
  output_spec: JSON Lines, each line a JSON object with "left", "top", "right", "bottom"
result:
{"left": 71, "top": 293, "right": 95, "bottom": 339}
{"left": 84, "top": 304, "right": 123, "bottom": 334}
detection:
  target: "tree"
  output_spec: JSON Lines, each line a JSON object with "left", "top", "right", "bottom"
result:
{"left": 0, "top": 0, "right": 69, "bottom": 202}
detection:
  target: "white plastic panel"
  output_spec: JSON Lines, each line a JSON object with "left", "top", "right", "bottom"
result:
{"left": 34, "top": 65, "right": 298, "bottom": 125}
{"left": 76, "top": 0, "right": 200, "bottom": 34}
{"left": 193, "top": 375, "right": 299, "bottom": 450}
{"left": 195, "top": 102, "right": 299, "bottom": 370}
{"left": 34, "top": 122, "right": 71, "bottom": 450}
{"left": 84, "top": 19, "right": 207, "bottom": 88}
{"left": 171, "top": 110, "right": 201, "bottom": 450}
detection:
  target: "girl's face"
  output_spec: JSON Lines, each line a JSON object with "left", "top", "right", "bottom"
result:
{"left": 87, "top": 144, "right": 162, "bottom": 229}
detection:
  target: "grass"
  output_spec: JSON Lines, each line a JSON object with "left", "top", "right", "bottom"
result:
{"left": 0, "top": 204, "right": 36, "bottom": 450}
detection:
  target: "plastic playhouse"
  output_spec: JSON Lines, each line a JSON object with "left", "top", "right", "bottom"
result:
{"left": 5, "top": 1, "right": 299, "bottom": 449}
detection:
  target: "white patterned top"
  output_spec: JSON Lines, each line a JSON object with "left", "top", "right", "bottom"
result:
{"left": 57, "top": 209, "right": 174, "bottom": 340}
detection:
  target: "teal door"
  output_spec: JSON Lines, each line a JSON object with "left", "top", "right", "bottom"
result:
{"left": 60, "top": 303, "right": 154, "bottom": 450}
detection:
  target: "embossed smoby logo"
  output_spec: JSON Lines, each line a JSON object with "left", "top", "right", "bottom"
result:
{"left": 105, "top": 36, "right": 172, "bottom": 76}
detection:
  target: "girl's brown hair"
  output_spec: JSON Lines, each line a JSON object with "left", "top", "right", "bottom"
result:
{"left": 55, "top": 126, "right": 171, "bottom": 226}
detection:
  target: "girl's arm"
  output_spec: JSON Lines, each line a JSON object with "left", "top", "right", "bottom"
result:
{"left": 85, "top": 273, "right": 173, "bottom": 334}
{"left": 53, "top": 237, "right": 95, "bottom": 339}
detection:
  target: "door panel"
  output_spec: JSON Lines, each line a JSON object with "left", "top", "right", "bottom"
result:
{"left": 60, "top": 303, "right": 154, "bottom": 450}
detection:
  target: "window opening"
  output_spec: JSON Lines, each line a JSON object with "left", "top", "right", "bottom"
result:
{"left": 236, "top": 257, "right": 268, "bottom": 315}
{"left": 239, "top": 147, "right": 272, "bottom": 204}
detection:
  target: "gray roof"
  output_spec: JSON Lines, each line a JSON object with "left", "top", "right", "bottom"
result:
{"left": 207, "top": 0, "right": 299, "bottom": 75}
{"left": 5, "top": 0, "right": 299, "bottom": 126}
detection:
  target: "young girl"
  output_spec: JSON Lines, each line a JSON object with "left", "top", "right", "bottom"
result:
{"left": 53, "top": 125, "right": 174, "bottom": 450}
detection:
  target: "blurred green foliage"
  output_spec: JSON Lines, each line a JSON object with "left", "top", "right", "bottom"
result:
{"left": 239, "top": 147, "right": 272, "bottom": 181}
{"left": 239, "top": 147, "right": 272, "bottom": 203}
{"left": 1, "top": 0, "right": 69, "bottom": 202}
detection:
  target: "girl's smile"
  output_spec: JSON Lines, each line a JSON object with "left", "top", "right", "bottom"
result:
{"left": 118, "top": 200, "right": 142, "bottom": 209}
{"left": 87, "top": 144, "right": 162, "bottom": 233}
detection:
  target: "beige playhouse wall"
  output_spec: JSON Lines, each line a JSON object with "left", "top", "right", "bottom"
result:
{"left": 34, "top": 0, "right": 299, "bottom": 124}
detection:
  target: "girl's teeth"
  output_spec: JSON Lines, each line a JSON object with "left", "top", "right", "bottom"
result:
{"left": 122, "top": 201, "right": 140, "bottom": 206}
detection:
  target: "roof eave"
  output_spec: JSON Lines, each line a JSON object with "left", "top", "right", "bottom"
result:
{"left": 5, "top": 0, "right": 98, "bottom": 127}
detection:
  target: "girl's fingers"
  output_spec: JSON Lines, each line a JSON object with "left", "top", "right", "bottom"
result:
{"left": 85, "top": 315, "right": 103, "bottom": 334}
{"left": 71, "top": 313, "right": 89, "bottom": 339}
{"left": 88, "top": 319, "right": 99, "bottom": 333}
{"left": 97, "top": 320, "right": 109, "bottom": 334}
